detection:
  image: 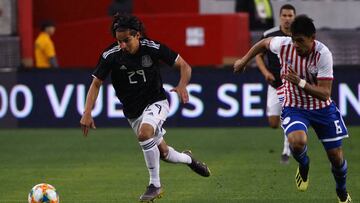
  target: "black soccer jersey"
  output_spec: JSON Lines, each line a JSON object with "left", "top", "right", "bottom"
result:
{"left": 260, "top": 26, "right": 289, "bottom": 88}
{"left": 93, "top": 38, "right": 179, "bottom": 119}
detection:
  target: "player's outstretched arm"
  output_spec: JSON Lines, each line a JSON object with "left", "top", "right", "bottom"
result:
{"left": 171, "top": 55, "right": 191, "bottom": 104}
{"left": 255, "top": 52, "right": 275, "bottom": 84}
{"left": 234, "top": 37, "right": 273, "bottom": 73}
{"left": 80, "top": 77, "right": 102, "bottom": 137}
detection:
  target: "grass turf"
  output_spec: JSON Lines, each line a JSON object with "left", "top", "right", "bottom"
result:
{"left": 0, "top": 127, "right": 359, "bottom": 202}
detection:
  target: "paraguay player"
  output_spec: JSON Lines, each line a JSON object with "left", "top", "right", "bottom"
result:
{"left": 234, "top": 15, "right": 351, "bottom": 203}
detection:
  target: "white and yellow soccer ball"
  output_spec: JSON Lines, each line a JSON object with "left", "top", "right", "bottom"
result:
{"left": 28, "top": 183, "right": 59, "bottom": 203}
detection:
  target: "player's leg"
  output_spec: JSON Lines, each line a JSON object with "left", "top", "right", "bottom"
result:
{"left": 137, "top": 123, "right": 163, "bottom": 202}
{"left": 128, "top": 100, "right": 169, "bottom": 201}
{"left": 312, "top": 103, "right": 351, "bottom": 202}
{"left": 267, "top": 85, "right": 290, "bottom": 163}
{"left": 138, "top": 123, "right": 161, "bottom": 188}
{"left": 268, "top": 115, "right": 280, "bottom": 128}
{"left": 269, "top": 113, "right": 291, "bottom": 164}
{"left": 281, "top": 133, "right": 291, "bottom": 163}
{"left": 267, "top": 86, "right": 281, "bottom": 129}
{"left": 281, "top": 108, "right": 310, "bottom": 191}
{"left": 158, "top": 139, "right": 211, "bottom": 177}
{"left": 157, "top": 139, "right": 191, "bottom": 164}
{"left": 138, "top": 99, "right": 172, "bottom": 188}
{"left": 325, "top": 147, "right": 351, "bottom": 203}
{"left": 288, "top": 130, "right": 310, "bottom": 191}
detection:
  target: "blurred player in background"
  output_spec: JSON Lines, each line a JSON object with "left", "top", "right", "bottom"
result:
{"left": 34, "top": 20, "right": 59, "bottom": 68}
{"left": 234, "top": 15, "right": 351, "bottom": 203}
{"left": 255, "top": 4, "right": 296, "bottom": 164}
{"left": 80, "top": 13, "right": 210, "bottom": 202}
{"left": 235, "top": 0, "right": 274, "bottom": 30}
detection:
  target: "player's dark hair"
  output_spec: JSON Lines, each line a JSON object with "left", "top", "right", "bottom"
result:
{"left": 40, "top": 20, "right": 55, "bottom": 31}
{"left": 111, "top": 13, "right": 146, "bottom": 38}
{"left": 290, "top": 15, "right": 316, "bottom": 37}
{"left": 280, "top": 4, "right": 296, "bottom": 15}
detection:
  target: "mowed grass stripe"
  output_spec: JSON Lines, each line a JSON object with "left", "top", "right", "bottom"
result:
{"left": 0, "top": 127, "right": 358, "bottom": 202}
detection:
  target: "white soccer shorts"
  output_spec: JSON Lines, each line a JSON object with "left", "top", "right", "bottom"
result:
{"left": 128, "top": 99, "right": 169, "bottom": 145}
{"left": 266, "top": 85, "right": 282, "bottom": 116}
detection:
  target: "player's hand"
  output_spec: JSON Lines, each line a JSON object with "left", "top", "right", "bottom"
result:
{"left": 284, "top": 68, "right": 300, "bottom": 85}
{"left": 80, "top": 112, "right": 96, "bottom": 137}
{"left": 264, "top": 72, "right": 276, "bottom": 85}
{"left": 233, "top": 58, "right": 247, "bottom": 73}
{"left": 170, "top": 85, "right": 189, "bottom": 104}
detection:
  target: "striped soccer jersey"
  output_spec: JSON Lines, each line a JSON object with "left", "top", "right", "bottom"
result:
{"left": 269, "top": 36, "right": 334, "bottom": 110}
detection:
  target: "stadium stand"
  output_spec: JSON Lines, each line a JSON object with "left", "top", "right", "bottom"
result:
{"left": 6, "top": 0, "right": 360, "bottom": 68}
{"left": 0, "top": 0, "right": 19, "bottom": 71}
{"left": 0, "top": 36, "right": 20, "bottom": 70}
{"left": 317, "top": 29, "right": 360, "bottom": 65}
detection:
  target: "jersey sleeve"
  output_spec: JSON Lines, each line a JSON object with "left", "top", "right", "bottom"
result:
{"left": 92, "top": 54, "right": 112, "bottom": 81}
{"left": 317, "top": 51, "right": 333, "bottom": 79}
{"left": 260, "top": 33, "right": 265, "bottom": 40}
{"left": 269, "top": 37, "right": 285, "bottom": 55}
{"left": 158, "top": 43, "right": 179, "bottom": 66}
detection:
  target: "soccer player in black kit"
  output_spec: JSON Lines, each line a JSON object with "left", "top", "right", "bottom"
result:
{"left": 80, "top": 14, "right": 211, "bottom": 202}
{"left": 255, "top": 4, "right": 296, "bottom": 164}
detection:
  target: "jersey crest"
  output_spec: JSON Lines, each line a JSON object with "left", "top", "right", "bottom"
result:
{"left": 142, "top": 55, "right": 153, "bottom": 67}
{"left": 308, "top": 64, "right": 318, "bottom": 75}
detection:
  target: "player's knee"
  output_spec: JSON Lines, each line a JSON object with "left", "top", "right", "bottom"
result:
{"left": 289, "top": 139, "right": 307, "bottom": 149}
{"left": 297, "top": 138, "right": 307, "bottom": 146}
{"left": 327, "top": 148, "right": 344, "bottom": 167}
{"left": 268, "top": 117, "right": 280, "bottom": 129}
{"left": 138, "top": 132, "right": 152, "bottom": 141}
{"left": 137, "top": 125, "right": 154, "bottom": 141}
{"left": 290, "top": 142, "right": 306, "bottom": 152}
{"left": 288, "top": 132, "right": 307, "bottom": 150}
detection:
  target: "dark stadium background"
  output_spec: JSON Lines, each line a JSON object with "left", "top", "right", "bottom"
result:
{"left": 1, "top": 0, "right": 359, "bottom": 128}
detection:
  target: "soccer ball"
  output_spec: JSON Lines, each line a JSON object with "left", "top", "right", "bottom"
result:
{"left": 28, "top": 183, "right": 59, "bottom": 203}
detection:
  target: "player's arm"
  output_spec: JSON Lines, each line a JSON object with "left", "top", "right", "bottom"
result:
{"left": 303, "top": 80, "right": 332, "bottom": 101}
{"left": 44, "top": 40, "right": 59, "bottom": 68}
{"left": 255, "top": 52, "right": 275, "bottom": 84}
{"left": 49, "top": 57, "right": 59, "bottom": 68}
{"left": 285, "top": 68, "right": 332, "bottom": 101}
{"left": 234, "top": 37, "right": 273, "bottom": 73}
{"left": 80, "top": 77, "right": 102, "bottom": 136}
{"left": 170, "top": 55, "right": 191, "bottom": 103}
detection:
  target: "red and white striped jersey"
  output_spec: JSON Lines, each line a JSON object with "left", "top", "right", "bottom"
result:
{"left": 269, "top": 36, "right": 333, "bottom": 110}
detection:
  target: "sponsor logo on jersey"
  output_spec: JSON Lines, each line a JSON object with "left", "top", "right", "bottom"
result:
{"left": 142, "top": 55, "right": 153, "bottom": 68}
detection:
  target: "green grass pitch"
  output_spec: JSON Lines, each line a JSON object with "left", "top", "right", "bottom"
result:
{"left": 0, "top": 127, "right": 359, "bottom": 202}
